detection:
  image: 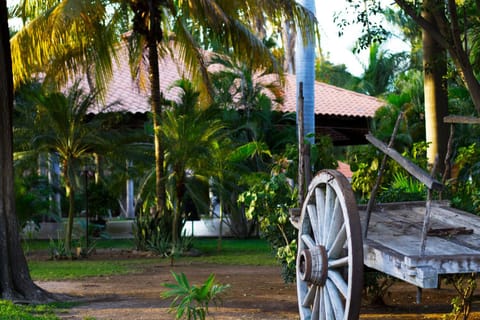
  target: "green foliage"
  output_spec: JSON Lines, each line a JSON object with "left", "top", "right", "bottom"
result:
{"left": 310, "top": 134, "right": 338, "bottom": 173}
{"left": 238, "top": 172, "right": 298, "bottom": 282}
{"left": 133, "top": 212, "right": 171, "bottom": 252}
{"left": 15, "top": 175, "right": 52, "bottom": 227}
{"left": 133, "top": 207, "right": 192, "bottom": 257}
{"left": 363, "top": 269, "right": 396, "bottom": 306}
{"left": 377, "top": 172, "right": 426, "bottom": 203}
{"left": 349, "top": 145, "right": 380, "bottom": 200}
{"left": 444, "top": 273, "right": 477, "bottom": 320}
{"left": 85, "top": 181, "right": 118, "bottom": 219}
{"left": 47, "top": 235, "right": 96, "bottom": 260}
{"left": 48, "top": 237, "right": 70, "bottom": 260}
{"left": 146, "top": 228, "right": 172, "bottom": 257}
{"left": 0, "top": 300, "right": 59, "bottom": 320}
{"left": 315, "top": 59, "right": 359, "bottom": 90}
{"left": 449, "top": 143, "right": 480, "bottom": 214}
{"left": 350, "top": 140, "right": 429, "bottom": 203}
{"left": 162, "top": 272, "right": 229, "bottom": 320}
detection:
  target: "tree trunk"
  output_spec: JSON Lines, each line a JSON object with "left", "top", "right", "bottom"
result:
{"left": 395, "top": 0, "right": 480, "bottom": 113}
{"left": 0, "top": 2, "right": 52, "bottom": 301}
{"left": 422, "top": 0, "right": 449, "bottom": 171}
{"left": 148, "top": 0, "right": 166, "bottom": 216}
{"left": 295, "top": 0, "right": 316, "bottom": 145}
{"left": 65, "top": 181, "right": 75, "bottom": 252}
{"left": 217, "top": 199, "right": 224, "bottom": 251}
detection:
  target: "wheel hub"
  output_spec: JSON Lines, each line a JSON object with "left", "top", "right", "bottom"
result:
{"left": 298, "top": 245, "right": 328, "bottom": 286}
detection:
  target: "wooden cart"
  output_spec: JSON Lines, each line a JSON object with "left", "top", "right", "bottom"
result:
{"left": 291, "top": 134, "right": 480, "bottom": 320}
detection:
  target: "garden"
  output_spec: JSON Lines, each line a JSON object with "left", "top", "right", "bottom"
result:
{"left": 6, "top": 238, "right": 480, "bottom": 319}
{"left": 4, "top": 1, "right": 480, "bottom": 319}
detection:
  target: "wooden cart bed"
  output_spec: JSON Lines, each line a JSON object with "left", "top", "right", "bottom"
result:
{"left": 360, "top": 201, "right": 480, "bottom": 288}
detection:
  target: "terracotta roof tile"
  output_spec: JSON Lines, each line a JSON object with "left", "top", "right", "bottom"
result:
{"left": 84, "top": 45, "right": 385, "bottom": 118}
{"left": 276, "top": 74, "right": 384, "bottom": 117}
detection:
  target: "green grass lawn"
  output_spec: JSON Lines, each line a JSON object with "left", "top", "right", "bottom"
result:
{"left": 26, "top": 237, "right": 277, "bottom": 281}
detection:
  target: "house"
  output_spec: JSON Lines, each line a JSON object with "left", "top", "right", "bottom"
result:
{"left": 79, "top": 45, "right": 383, "bottom": 223}
{"left": 84, "top": 44, "right": 385, "bottom": 146}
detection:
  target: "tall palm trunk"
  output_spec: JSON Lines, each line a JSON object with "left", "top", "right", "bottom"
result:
{"left": 423, "top": 0, "right": 448, "bottom": 171}
{"left": 0, "top": 2, "right": 50, "bottom": 301}
{"left": 64, "top": 161, "right": 75, "bottom": 251}
{"left": 295, "top": 0, "right": 316, "bottom": 146}
{"left": 172, "top": 171, "right": 186, "bottom": 245}
{"left": 148, "top": 0, "right": 166, "bottom": 216}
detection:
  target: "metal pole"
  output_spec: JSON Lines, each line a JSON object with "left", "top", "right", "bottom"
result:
{"left": 298, "top": 82, "right": 305, "bottom": 209}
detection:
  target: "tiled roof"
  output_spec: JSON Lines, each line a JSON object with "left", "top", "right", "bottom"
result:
{"left": 278, "top": 74, "right": 385, "bottom": 117}
{"left": 336, "top": 161, "right": 353, "bottom": 179}
{"left": 84, "top": 44, "right": 385, "bottom": 118}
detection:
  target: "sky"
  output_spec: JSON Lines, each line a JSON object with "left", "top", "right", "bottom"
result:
{"left": 315, "top": 0, "right": 410, "bottom": 76}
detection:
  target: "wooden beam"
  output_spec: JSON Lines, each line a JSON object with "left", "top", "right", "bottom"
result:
{"left": 444, "top": 115, "right": 480, "bottom": 124}
{"left": 366, "top": 134, "right": 443, "bottom": 191}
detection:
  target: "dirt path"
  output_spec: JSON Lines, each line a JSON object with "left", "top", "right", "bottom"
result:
{"left": 37, "top": 262, "right": 299, "bottom": 320}
{"left": 33, "top": 251, "right": 480, "bottom": 319}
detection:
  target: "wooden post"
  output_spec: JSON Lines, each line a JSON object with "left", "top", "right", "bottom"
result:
{"left": 420, "top": 156, "right": 439, "bottom": 256}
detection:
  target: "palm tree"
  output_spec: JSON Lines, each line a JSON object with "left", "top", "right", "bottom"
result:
{"left": 10, "top": 0, "right": 119, "bottom": 94}
{"left": 159, "top": 79, "right": 224, "bottom": 245}
{"left": 30, "top": 84, "right": 109, "bottom": 251}
{"left": 11, "top": 0, "right": 318, "bottom": 220}
{"left": 355, "top": 43, "right": 408, "bottom": 97}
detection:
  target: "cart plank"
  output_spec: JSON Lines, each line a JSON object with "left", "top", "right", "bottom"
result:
{"left": 360, "top": 201, "right": 480, "bottom": 288}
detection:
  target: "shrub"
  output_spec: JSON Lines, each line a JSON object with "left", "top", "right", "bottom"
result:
{"left": 162, "top": 272, "right": 229, "bottom": 320}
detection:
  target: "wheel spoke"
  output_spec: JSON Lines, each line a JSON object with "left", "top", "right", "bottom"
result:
{"left": 322, "top": 184, "right": 335, "bottom": 244}
{"left": 302, "top": 285, "right": 317, "bottom": 307}
{"left": 307, "top": 204, "right": 321, "bottom": 244}
{"left": 326, "top": 279, "right": 345, "bottom": 320}
{"left": 315, "top": 187, "right": 325, "bottom": 244}
{"left": 328, "top": 270, "right": 348, "bottom": 299}
{"left": 323, "top": 284, "right": 334, "bottom": 320}
{"left": 327, "top": 224, "right": 346, "bottom": 258}
{"left": 297, "top": 279, "right": 311, "bottom": 319}
{"left": 328, "top": 256, "right": 349, "bottom": 269}
{"left": 312, "top": 286, "right": 321, "bottom": 320}
{"left": 325, "top": 198, "right": 343, "bottom": 249}
{"left": 301, "top": 234, "right": 316, "bottom": 250}
{"left": 319, "top": 288, "right": 326, "bottom": 320}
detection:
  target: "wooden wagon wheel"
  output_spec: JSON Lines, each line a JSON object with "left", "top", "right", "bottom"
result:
{"left": 296, "top": 169, "right": 363, "bottom": 320}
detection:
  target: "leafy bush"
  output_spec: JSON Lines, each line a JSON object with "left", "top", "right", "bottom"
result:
{"left": 449, "top": 143, "right": 480, "bottom": 215}
{"left": 238, "top": 172, "right": 298, "bottom": 282}
{"left": 133, "top": 212, "right": 169, "bottom": 251}
{"left": 15, "top": 175, "right": 52, "bottom": 227}
{"left": 48, "top": 237, "right": 69, "bottom": 260}
{"left": 84, "top": 181, "right": 119, "bottom": 219}
{"left": 377, "top": 171, "right": 426, "bottom": 203}
{"left": 134, "top": 209, "right": 192, "bottom": 257}
{"left": 350, "top": 141, "right": 429, "bottom": 203}
{"left": 162, "top": 272, "right": 229, "bottom": 320}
